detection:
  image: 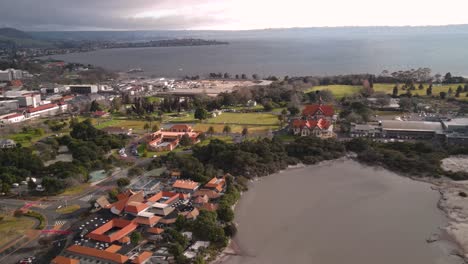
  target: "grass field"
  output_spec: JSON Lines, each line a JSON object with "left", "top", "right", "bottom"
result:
{"left": 92, "top": 118, "right": 156, "bottom": 133}
{"left": 61, "top": 184, "right": 89, "bottom": 196}
{"left": 206, "top": 112, "right": 279, "bottom": 125}
{"left": 307, "top": 83, "right": 468, "bottom": 100}
{"left": 0, "top": 215, "right": 36, "bottom": 249}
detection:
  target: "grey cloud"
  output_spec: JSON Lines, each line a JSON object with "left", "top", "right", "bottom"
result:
{"left": 0, "top": 0, "right": 221, "bottom": 30}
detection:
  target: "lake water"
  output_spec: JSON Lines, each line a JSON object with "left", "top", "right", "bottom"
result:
{"left": 48, "top": 34, "right": 468, "bottom": 78}
{"left": 224, "top": 159, "right": 463, "bottom": 264}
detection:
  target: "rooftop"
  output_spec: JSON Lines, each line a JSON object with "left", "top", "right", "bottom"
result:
{"left": 173, "top": 180, "right": 200, "bottom": 190}
{"left": 66, "top": 244, "right": 129, "bottom": 263}
{"left": 381, "top": 120, "right": 443, "bottom": 133}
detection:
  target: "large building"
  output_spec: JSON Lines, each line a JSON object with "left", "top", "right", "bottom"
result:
{"left": 0, "top": 69, "right": 24, "bottom": 81}
{"left": 148, "top": 124, "right": 200, "bottom": 152}
{"left": 442, "top": 118, "right": 468, "bottom": 146}
{"left": 351, "top": 120, "right": 444, "bottom": 140}
{"left": 69, "top": 85, "right": 98, "bottom": 94}
{"left": 290, "top": 104, "right": 335, "bottom": 138}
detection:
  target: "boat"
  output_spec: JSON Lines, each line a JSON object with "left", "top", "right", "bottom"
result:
{"left": 127, "top": 68, "right": 144, "bottom": 73}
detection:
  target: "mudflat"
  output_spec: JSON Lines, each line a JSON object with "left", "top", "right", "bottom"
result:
{"left": 224, "top": 159, "right": 462, "bottom": 264}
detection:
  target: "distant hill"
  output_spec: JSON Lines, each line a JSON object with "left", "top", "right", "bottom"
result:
{"left": 0, "top": 27, "right": 51, "bottom": 47}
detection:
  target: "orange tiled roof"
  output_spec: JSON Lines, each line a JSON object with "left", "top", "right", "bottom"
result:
{"left": 118, "top": 236, "right": 131, "bottom": 243}
{"left": 204, "top": 176, "right": 226, "bottom": 192}
{"left": 132, "top": 251, "right": 153, "bottom": 264}
{"left": 10, "top": 80, "right": 23, "bottom": 87}
{"left": 125, "top": 201, "right": 149, "bottom": 214}
{"left": 147, "top": 227, "right": 165, "bottom": 234}
{"left": 2, "top": 113, "right": 23, "bottom": 119}
{"left": 147, "top": 191, "right": 179, "bottom": 204}
{"left": 105, "top": 244, "right": 122, "bottom": 253}
{"left": 193, "top": 189, "right": 221, "bottom": 200}
{"left": 87, "top": 218, "right": 138, "bottom": 243}
{"left": 134, "top": 215, "right": 161, "bottom": 226}
{"left": 181, "top": 208, "right": 199, "bottom": 219}
{"left": 173, "top": 180, "right": 199, "bottom": 190}
{"left": 27, "top": 103, "right": 58, "bottom": 113}
{"left": 169, "top": 124, "right": 192, "bottom": 131}
{"left": 66, "top": 245, "right": 129, "bottom": 264}
{"left": 201, "top": 203, "right": 219, "bottom": 212}
{"left": 51, "top": 256, "right": 79, "bottom": 264}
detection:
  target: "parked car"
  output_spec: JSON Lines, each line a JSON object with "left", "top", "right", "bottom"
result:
{"left": 12, "top": 183, "right": 19, "bottom": 188}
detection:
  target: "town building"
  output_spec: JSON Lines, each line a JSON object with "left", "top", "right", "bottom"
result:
{"left": 291, "top": 119, "right": 334, "bottom": 138}
{"left": 290, "top": 104, "right": 335, "bottom": 138}
{"left": 1, "top": 113, "right": 25, "bottom": 124}
{"left": 0, "top": 100, "right": 19, "bottom": 114}
{"left": 442, "top": 118, "right": 468, "bottom": 146}
{"left": 148, "top": 124, "right": 200, "bottom": 152}
{"left": 380, "top": 120, "right": 444, "bottom": 139}
{"left": 69, "top": 85, "right": 98, "bottom": 94}
{"left": 172, "top": 180, "right": 200, "bottom": 194}
{"left": 203, "top": 176, "right": 227, "bottom": 193}
{"left": 24, "top": 103, "right": 68, "bottom": 118}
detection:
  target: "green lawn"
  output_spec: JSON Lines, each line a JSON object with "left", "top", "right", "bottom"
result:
{"left": 199, "top": 136, "right": 233, "bottom": 146}
{"left": 163, "top": 113, "right": 197, "bottom": 123}
{"left": 206, "top": 112, "right": 279, "bottom": 125}
{"left": 92, "top": 118, "right": 157, "bottom": 133}
{"left": 307, "top": 83, "right": 468, "bottom": 99}
{"left": 0, "top": 215, "right": 36, "bottom": 249}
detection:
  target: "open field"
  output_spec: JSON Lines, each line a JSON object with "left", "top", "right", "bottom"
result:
{"left": 91, "top": 118, "right": 155, "bottom": 133}
{"left": 0, "top": 215, "right": 36, "bottom": 249}
{"left": 207, "top": 112, "right": 279, "bottom": 125}
{"left": 61, "top": 184, "right": 89, "bottom": 196}
{"left": 307, "top": 83, "right": 468, "bottom": 100}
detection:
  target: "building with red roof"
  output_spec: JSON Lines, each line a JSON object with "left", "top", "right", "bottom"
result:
{"left": 172, "top": 180, "right": 200, "bottom": 194}
{"left": 291, "top": 118, "right": 333, "bottom": 138}
{"left": 290, "top": 104, "right": 335, "bottom": 138}
{"left": 204, "top": 176, "right": 226, "bottom": 193}
{"left": 1, "top": 113, "right": 24, "bottom": 124}
{"left": 302, "top": 104, "right": 335, "bottom": 120}
{"left": 148, "top": 124, "right": 200, "bottom": 152}
{"left": 64, "top": 244, "right": 129, "bottom": 263}
{"left": 87, "top": 218, "right": 138, "bottom": 243}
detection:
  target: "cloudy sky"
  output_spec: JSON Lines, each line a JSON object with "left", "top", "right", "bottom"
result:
{"left": 1, "top": 0, "right": 468, "bottom": 31}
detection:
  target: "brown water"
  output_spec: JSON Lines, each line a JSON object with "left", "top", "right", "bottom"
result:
{"left": 225, "top": 159, "right": 463, "bottom": 264}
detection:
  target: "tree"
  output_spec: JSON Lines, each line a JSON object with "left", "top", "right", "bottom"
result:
{"left": 426, "top": 85, "right": 432, "bottom": 96}
{"left": 281, "top": 109, "right": 288, "bottom": 116}
{"left": 117, "top": 177, "right": 130, "bottom": 187}
{"left": 222, "top": 125, "right": 231, "bottom": 134}
{"left": 194, "top": 107, "right": 208, "bottom": 121}
{"left": 241, "top": 74, "right": 247, "bottom": 79}
{"left": 418, "top": 83, "right": 424, "bottom": 90}
{"left": 223, "top": 73, "right": 230, "bottom": 79}
{"left": 180, "top": 134, "right": 192, "bottom": 146}
{"left": 207, "top": 126, "right": 215, "bottom": 136}
{"left": 262, "top": 102, "right": 273, "bottom": 111}
{"left": 361, "top": 79, "right": 374, "bottom": 96}
{"left": 392, "top": 85, "right": 399, "bottom": 97}
{"left": 287, "top": 106, "right": 300, "bottom": 116}
{"left": 89, "top": 100, "right": 102, "bottom": 112}
{"left": 448, "top": 87, "right": 453, "bottom": 97}
{"left": 152, "top": 124, "right": 160, "bottom": 132}
{"left": 130, "top": 232, "right": 142, "bottom": 244}
{"left": 143, "top": 123, "right": 150, "bottom": 133}
{"left": 440, "top": 91, "right": 447, "bottom": 99}
{"left": 217, "top": 205, "right": 234, "bottom": 222}
{"left": 128, "top": 166, "right": 144, "bottom": 177}
{"left": 464, "top": 84, "right": 468, "bottom": 92}
{"left": 444, "top": 72, "right": 452, "bottom": 82}
{"left": 456, "top": 85, "right": 463, "bottom": 97}
{"left": 241, "top": 127, "right": 249, "bottom": 137}
{"left": 252, "top": 74, "right": 259, "bottom": 80}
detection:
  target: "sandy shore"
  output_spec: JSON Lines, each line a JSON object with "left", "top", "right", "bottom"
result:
{"left": 214, "top": 158, "right": 466, "bottom": 264}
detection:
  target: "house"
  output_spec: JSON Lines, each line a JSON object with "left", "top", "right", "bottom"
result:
{"left": 24, "top": 103, "right": 67, "bottom": 118}
{"left": 301, "top": 104, "right": 334, "bottom": 120}
{"left": 350, "top": 123, "right": 380, "bottom": 138}
{"left": 87, "top": 218, "right": 138, "bottom": 243}
{"left": 246, "top": 100, "right": 257, "bottom": 107}
{"left": 148, "top": 124, "right": 200, "bottom": 152}
{"left": 172, "top": 180, "right": 200, "bottom": 194}
{"left": 109, "top": 190, "right": 145, "bottom": 215}
{"left": 1, "top": 113, "right": 24, "bottom": 124}
{"left": 0, "top": 139, "right": 16, "bottom": 148}
{"left": 203, "top": 176, "right": 226, "bottom": 193}
{"left": 380, "top": 120, "right": 444, "bottom": 139}
{"left": 291, "top": 119, "right": 334, "bottom": 138}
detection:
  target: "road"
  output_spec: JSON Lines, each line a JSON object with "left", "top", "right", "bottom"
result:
{"left": 0, "top": 156, "right": 153, "bottom": 264}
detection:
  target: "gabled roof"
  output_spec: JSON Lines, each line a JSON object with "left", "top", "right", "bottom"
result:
{"left": 66, "top": 245, "right": 129, "bottom": 263}
{"left": 147, "top": 227, "right": 165, "bottom": 234}
{"left": 51, "top": 256, "right": 79, "bottom": 264}
{"left": 173, "top": 180, "right": 200, "bottom": 190}
{"left": 111, "top": 190, "right": 145, "bottom": 215}
{"left": 169, "top": 124, "right": 192, "bottom": 131}
{"left": 27, "top": 103, "right": 58, "bottom": 113}
{"left": 2, "top": 113, "right": 22, "bottom": 119}
{"left": 134, "top": 214, "right": 161, "bottom": 226}
{"left": 87, "top": 218, "right": 138, "bottom": 243}
{"left": 204, "top": 176, "right": 226, "bottom": 192}
{"left": 292, "top": 119, "right": 331, "bottom": 130}
{"left": 201, "top": 203, "right": 219, "bottom": 212}
{"left": 193, "top": 189, "right": 221, "bottom": 200}
{"left": 147, "top": 191, "right": 179, "bottom": 204}
{"left": 302, "top": 104, "right": 334, "bottom": 117}
{"left": 125, "top": 201, "right": 149, "bottom": 214}
{"left": 132, "top": 251, "right": 153, "bottom": 264}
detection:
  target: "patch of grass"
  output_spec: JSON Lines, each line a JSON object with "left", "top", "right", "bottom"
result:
{"left": 0, "top": 215, "right": 36, "bottom": 249}
{"left": 61, "top": 184, "right": 89, "bottom": 196}
{"left": 56, "top": 204, "right": 81, "bottom": 214}
{"left": 206, "top": 112, "right": 279, "bottom": 125}
{"left": 163, "top": 113, "right": 197, "bottom": 123}
{"left": 23, "top": 211, "right": 45, "bottom": 230}
{"left": 91, "top": 118, "right": 156, "bottom": 133}
{"left": 194, "top": 124, "right": 278, "bottom": 134}
{"left": 306, "top": 83, "right": 468, "bottom": 100}
{"left": 305, "top": 85, "right": 362, "bottom": 98}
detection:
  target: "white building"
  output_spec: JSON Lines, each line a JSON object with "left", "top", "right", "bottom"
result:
{"left": 0, "top": 70, "right": 13, "bottom": 81}
{"left": 1, "top": 113, "right": 25, "bottom": 124}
